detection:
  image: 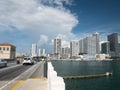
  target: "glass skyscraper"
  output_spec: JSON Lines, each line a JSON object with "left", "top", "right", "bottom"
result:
{"left": 107, "top": 33, "right": 119, "bottom": 56}
{"left": 101, "top": 41, "right": 110, "bottom": 54}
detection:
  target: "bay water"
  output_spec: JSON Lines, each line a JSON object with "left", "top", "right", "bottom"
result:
{"left": 52, "top": 60, "right": 120, "bottom": 90}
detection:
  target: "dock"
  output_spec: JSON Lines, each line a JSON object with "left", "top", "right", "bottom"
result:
{"left": 63, "top": 72, "right": 112, "bottom": 79}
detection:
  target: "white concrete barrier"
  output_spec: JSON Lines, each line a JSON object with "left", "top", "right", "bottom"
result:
{"left": 48, "top": 62, "right": 65, "bottom": 90}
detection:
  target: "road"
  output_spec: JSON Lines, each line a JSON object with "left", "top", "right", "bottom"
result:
{"left": 0, "top": 61, "right": 46, "bottom": 90}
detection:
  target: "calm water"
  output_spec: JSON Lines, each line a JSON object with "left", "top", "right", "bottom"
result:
{"left": 52, "top": 60, "right": 120, "bottom": 90}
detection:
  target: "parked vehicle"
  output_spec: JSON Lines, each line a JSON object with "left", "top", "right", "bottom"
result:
{"left": 0, "top": 59, "right": 7, "bottom": 67}
{"left": 22, "top": 57, "right": 34, "bottom": 65}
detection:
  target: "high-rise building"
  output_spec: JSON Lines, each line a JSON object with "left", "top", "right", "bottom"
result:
{"left": 31, "top": 44, "right": 37, "bottom": 57}
{"left": 42, "top": 49, "right": 46, "bottom": 56}
{"left": 54, "top": 38, "right": 61, "bottom": 54}
{"left": 54, "top": 38, "right": 61, "bottom": 59}
{"left": 38, "top": 48, "right": 41, "bottom": 56}
{"left": 61, "top": 47, "right": 70, "bottom": 59}
{"left": 93, "top": 32, "right": 100, "bottom": 54}
{"left": 107, "top": 33, "right": 119, "bottom": 56}
{"left": 38, "top": 48, "right": 46, "bottom": 56}
{"left": 119, "top": 43, "right": 120, "bottom": 55}
{"left": 83, "top": 35, "right": 96, "bottom": 55}
{"left": 70, "top": 40, "right": 79, "bottom": 59}
{"left": 101, "top": 41, "right": 110, "bottom": 54}
{"left": 79, "top": 32, "right": 100, "bottom": 58}
{"left": 79, "top": 39, "right": 84, "bottom": 54}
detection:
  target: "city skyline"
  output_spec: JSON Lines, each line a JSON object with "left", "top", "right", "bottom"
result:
{"left": 52, "top": 32, "right": 120, "bottom": 59}
{"left": 0, "top": 0, "right": 120, "bottom": 53}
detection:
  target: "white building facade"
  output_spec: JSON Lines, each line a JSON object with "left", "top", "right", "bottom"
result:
{"left": 93, "top": 32, "right": 100, "bottom": 54}
{"left": 0, "top": 43, "right": 16, "bottom": 60}
{"left": 79, "top": 33, "right": 100, "bottom": 59}
{"left": 31, "top": 44, "right": 37, "bottom": 57}
{"left": 54, "top": 38, "right": 61, "bottom": 59}
{"left": 61, "top": 47, "right": 70, "bottom": 59}
{"left": 70, "top": 40, "right": 79, "bottom": 59}
{"left": 79, "top": 39, "right": 84, "bottom": 54}
{"left": 38, "top": 48, "right": 46, "bottom": 56}
{"left": 84, "top": 36, "right": 96, "bottom": 55}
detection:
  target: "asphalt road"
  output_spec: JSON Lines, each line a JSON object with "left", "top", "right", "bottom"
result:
{"left": 0, "top": 65, "right": 31, "bottom": 81}
{"left": 0, "top": 61, "right": 46, "bottom": 90}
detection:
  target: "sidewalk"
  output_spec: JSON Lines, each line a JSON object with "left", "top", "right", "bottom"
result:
{"left": 10, "top": 78, "right": 48, "bottom": 90}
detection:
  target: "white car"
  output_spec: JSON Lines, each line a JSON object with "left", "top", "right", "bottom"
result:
{"left": 22, "top": 57, "right": 34, "bottom": 65}
{"left": 0, "top": 59, "right": 7, "bottom": 67}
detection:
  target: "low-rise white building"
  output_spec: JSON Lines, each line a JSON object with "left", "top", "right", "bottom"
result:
{"left": 0, "top": 43, "right": 16, "bottom": 60}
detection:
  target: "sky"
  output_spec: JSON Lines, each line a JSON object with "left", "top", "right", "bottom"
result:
{"left": 0, "top": 0, "right": 120, "bottom": 54}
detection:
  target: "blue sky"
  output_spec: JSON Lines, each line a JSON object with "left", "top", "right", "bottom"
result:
{"left": 0, "top": 0, "right": 120, "bottom": 54}
{"left": 71, "top": 0, "right": 120, "bottom": 35}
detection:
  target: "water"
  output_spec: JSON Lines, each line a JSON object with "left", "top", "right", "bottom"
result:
{"left": 52, "top": 60, "right": 120, "bottom": 90}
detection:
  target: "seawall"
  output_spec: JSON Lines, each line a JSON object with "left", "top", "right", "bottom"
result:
{"left": 48, "top": 62, "right": 65, "bottom": 90}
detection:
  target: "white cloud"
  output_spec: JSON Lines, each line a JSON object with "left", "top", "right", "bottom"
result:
{"left": 55, "top": 33, "right": 77, "bottom": 48}
{"left": 0, "top": 0, "right": 78, "bottom": 52}
{"left": 38, "top": 35, "right": 48, "bottom": 45}
{"left": 38, "top": 0, "right": 73, "bottom": 8}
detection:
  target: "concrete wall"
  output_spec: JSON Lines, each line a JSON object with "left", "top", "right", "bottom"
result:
{"left": 48, "top": 62, "right": 65, "bottom": 90}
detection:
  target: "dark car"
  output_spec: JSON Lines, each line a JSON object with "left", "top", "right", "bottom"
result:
{"left": 0, "top": 59, "right": 7, "bottom": 67}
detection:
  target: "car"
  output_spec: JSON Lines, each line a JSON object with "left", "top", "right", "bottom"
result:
{"left": 22, "top": 57, "right": 34, "bottom": 65}
{"left": 0, "top": 59, "right": 7, "bottom": 68}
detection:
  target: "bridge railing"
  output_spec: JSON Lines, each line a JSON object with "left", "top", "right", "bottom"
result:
{"left": 48, "top": 62, "right": 65, "bottom": 90}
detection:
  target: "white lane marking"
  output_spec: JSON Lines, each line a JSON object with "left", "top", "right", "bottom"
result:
{"left": 0, "top": 62, "right": 42, "bottom": 90}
